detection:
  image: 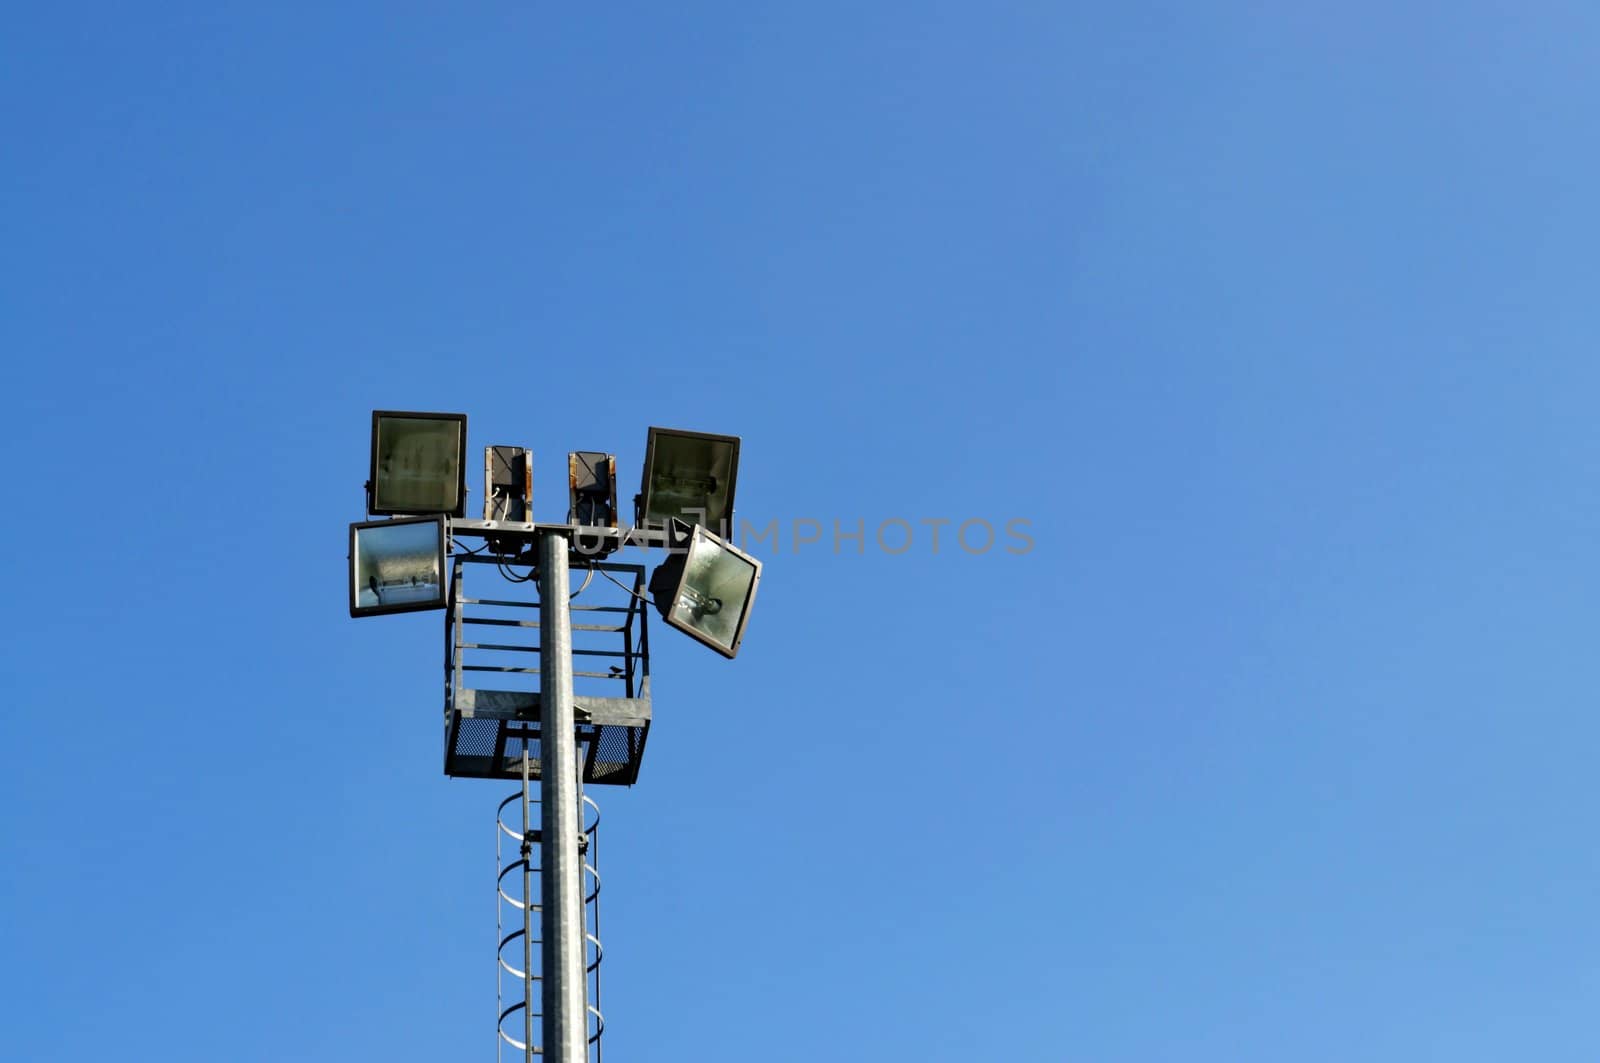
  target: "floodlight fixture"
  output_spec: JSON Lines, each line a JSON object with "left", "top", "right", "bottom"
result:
{"left": 647, "top": 519, "right": 761, "bottom": 658}
{"left": 349, "top": 515, "right": 448, "bottom": 617}
{"left": 485, "top": 445, "right": 533, "bottom": 522}
{"left": 368, "top": 410, "right": 468, "bottom": 517}
{"left": 636, "top": 426, "right": 740, "bottom": 533}
{"left": 569, "top": 451, "right": 618, "bottom": 527}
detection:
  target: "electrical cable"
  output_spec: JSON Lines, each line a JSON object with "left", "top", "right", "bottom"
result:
{"left": 598, "top": 566, "right": 655, "bottom": 608}
{"left": 570, "top": 563, "right": 595, "bottom": 600}
{"left": 497, "top": 560, "right": 537, "bottom": 583}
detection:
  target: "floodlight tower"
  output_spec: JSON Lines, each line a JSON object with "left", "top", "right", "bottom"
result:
{"left": 349, "top": 414, "right": 761, "bottom": 1063}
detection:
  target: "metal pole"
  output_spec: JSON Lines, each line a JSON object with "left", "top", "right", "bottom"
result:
{"left": 538, "top": 531, "right": 586, "bottom": 1063}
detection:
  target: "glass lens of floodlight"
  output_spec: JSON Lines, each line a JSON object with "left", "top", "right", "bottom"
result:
{"left": 352, "top": 520, "right": 444, "bottom": 612}
{"left": 642, "top": 429, "right": 738, "bottom": 528}
{"left": 373, "top": 415, "right": 463, "bottom": 514}
{"left": 668, "top": 530, "right": 758, "bottom": 655}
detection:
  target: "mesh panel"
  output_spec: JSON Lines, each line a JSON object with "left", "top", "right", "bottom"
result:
{"left": 454, "top": 717, "right": 500, "bottom": 758}
{"left": 447, "top": 716, "right": 646, "bottom": 785}
{"left": 589, "top": 726, "right": 638, "bottom": 784}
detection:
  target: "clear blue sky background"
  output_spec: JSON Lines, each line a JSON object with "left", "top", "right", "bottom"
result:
{"left": 5, "top": 3, "right": 1599, "bottom": 1060}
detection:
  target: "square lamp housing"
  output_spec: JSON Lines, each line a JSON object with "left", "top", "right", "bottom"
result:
{"left": 369, "top": 410, "right": 468, "bottom": 517}
{"left": 569, "top": 451, "right": 618, "bottom": 527}
{"left": 349, "top": 516, "right": 448, "bottom": 617}
{"left": 637, "top": 427, "right": 739, "bottom": 533}
{"left": 648, "top": 520, "right": 762, "bottom": 658}
{"left": 485, "top": 445, "right": 532, "bottom": 522}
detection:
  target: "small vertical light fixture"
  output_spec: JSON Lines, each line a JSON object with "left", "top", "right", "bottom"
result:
{"left": 485, "top": 446, "right": 533, "bottom": 522}
{"left": 568, "top": 451, "right": 618, "bottom": 527}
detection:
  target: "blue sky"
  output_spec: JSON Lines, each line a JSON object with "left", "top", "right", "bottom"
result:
{"left": 5, "top": 3, "right": 1600, "bottom": 1060}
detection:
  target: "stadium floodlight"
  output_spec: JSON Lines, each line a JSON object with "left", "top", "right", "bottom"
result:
{"left": 368, "top": 410, "right": 468, "bottom": 517}
{"left": 636, "top": 427, "right": 739, "bottom": 532}
{"left": 569, "top": 451, "right": 618, "bottom": 527}
{"left": 349, "top": 515, "right": 448, "bottom": 617}
{"left": 647, "top": 519, "right": 761, "bottom": 658}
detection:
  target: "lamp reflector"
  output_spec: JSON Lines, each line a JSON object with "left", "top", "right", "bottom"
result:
{"left": 369, "top": 410, "right": 468, "bottom": 517}
{"left": 638, "top": 427, "right": 740, "bottom": 532}
{"left": 648, "top": 521, "right": 761, "bottom": 658}
{"left": 349, "top": 516, "right": 447, "bottom": 617}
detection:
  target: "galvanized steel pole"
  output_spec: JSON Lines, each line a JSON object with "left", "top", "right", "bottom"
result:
{"left": 538, "top": 532, "right": 587, "bottom": 1063}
